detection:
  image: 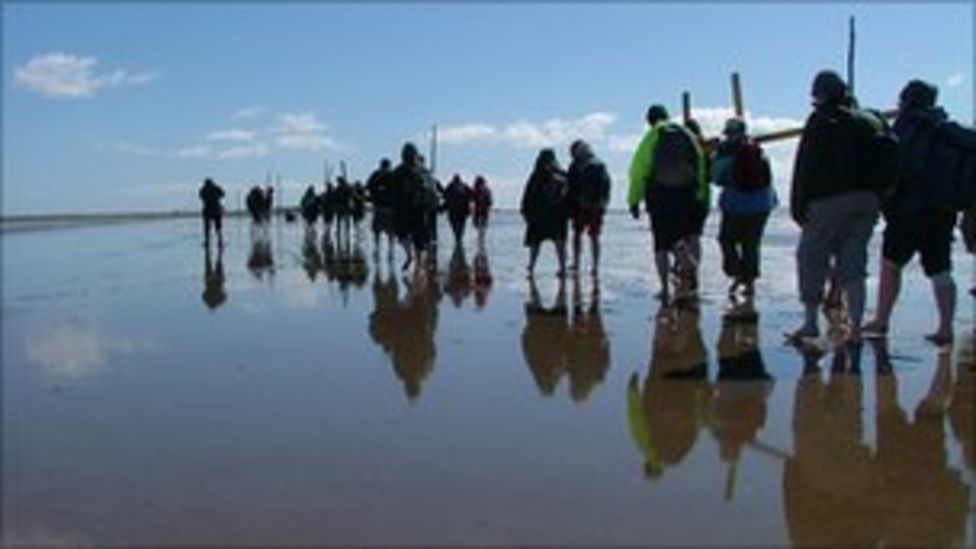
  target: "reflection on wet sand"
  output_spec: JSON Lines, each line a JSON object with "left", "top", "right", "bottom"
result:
{"left": 323, "top": 229, "right": 369, "bottom": 306}
{"left": 785, "top": 340, "right": 971, "bottom": 546}
{"left": 521, "top": 275, "right": 610, "bottom": 401}
{"left": 202, "top": 244, "right": 226, "bottom": 310}
{"left": 708, "top": 299, "right": 773, "bottom": 501}
{"left": 368, "top": 266, "right": 439, "bottom": 401}
{"left": 472, "top": 243, "right": 493, "bottom": 309}
{"left": 627, "top": 304, "right": 709, "bottom": 479}
{"left": 247, "top": 223, "right": 274, "bottom": 282}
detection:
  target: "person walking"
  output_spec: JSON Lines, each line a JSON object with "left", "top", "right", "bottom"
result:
{"left": 198, "top": 177, "right": 225, "bottom": 248}
{"left": 472, "top": 175, "right": 493, "bottom": 244}
{"left": 789, "top": 70, "right": 885, "bottom": 343}
{"left": 628, "top": 104, "right": 708, "bottom": 304}
{"left": 366, "top": 158, "right": 397, "bottom": 259}
{"left": 862, "top": 79, "right": 973, "bottom": 344}
{"left": 521, "top": 148, "right": 570, "bottom": 278}
{"left": 443, "top": 173, "right": 474, "bottom": 249}
{"left": 567, "top": 139, "right": 611, "bottom": 276}
{"left": 711, "top": 117, "right": 778, "bottom": 296}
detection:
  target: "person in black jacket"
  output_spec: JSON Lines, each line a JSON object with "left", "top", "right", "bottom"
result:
{"left": 567, "top": 139, "right": 611, "bottom": 275}
{"left": 789, "top": 70, "right": 882, "bottom": 343}
{"left": 198, "top": 177, "right": 225, "bottom": 248}
{"left": 521, "top": 148, "right": 570, "bottom": 278}
{"left": 863, "top": 80, "right": 970, "bottom": 344}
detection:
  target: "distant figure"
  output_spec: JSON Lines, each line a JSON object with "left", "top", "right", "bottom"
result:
{"left": 566, "top": 139, "right": 611, "bottom": 275}
{"left": 789, "top": 70, "right": 884, "bottom": 343}
{"left": 366, "top": 158, "right": 397, "bottom": 259}
{"left": 391, "top": 142, "right": 430, "bottom": 271}
{"left": 262, "top": 186, "right": 274, "bottom": 221}
{"left": 351, "top": 180, "right": 368, "bottom": 234}
{"left": 417, "top": 154, "right": 444, "bottom": 252}
{"left": 334, "top": 176, "right": 354, "bottom": 240}
{"left": 711, "top": 117, "right": 777, "bottom": 296}
{"left": 863, "top": 79, "right": 975, "bottom": 344}
{"left": 246, "top": 185, "right": 265, "bottom": 223}
{"left": 300, "top": 185, "right": 320, "bottom": 227}
{"left": 198, "top": 177, "right": 225, "bottom": 248}
{"left": 628, "top": 104, "right": 708, "bottom": 304}
{"left": 320, "top": 183, "right": 337, "bottom": 232}
{"left": 472, "top": 175, "right": 493, "bottom": 244}
{"left": 201, "top": 244, "right": 226, "bottom": 310}
{"left": 520, "top": 148, "right": 570, "bottom": 277}
{"left": 443, "top": 173, "right": 473, "bottom": 249}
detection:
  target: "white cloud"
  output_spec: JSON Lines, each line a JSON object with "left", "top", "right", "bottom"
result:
{"left": 26, "top": 322, "right": 153, "bottom": 381}
{"left": 97, "top": 140, "right": 153, "bottom": 156}
{"left": 206, "top": 128, "right": 256, "bottom": 142}
{"left": 232, "top": 105, "right": 265, "bottom": 120}
{"left": 175, "top": 145, "right": 213, "bottom": 158}
{"left": 438, "top": 111, "right": 618, "bottom": 149}
{"left": 15, "top": 52, "right": 158, "bottom": 98}
{"left": 947, "top": 72, "right": 965, "bottom": 88}
{"left": 272, "top": 112, "right": 343, "bottom": 152}
{"left": 217, "top": 143, "right": 270, "bottom": 159}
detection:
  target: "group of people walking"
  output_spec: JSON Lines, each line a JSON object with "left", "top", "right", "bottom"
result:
{"left": 199, "top": 68, "right": 974, "bottom": 346}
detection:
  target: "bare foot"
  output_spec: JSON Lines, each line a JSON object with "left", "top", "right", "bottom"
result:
{"left": 786, "top": 325, "right": 819, "bottom": 344}
{"left": 860, "top": 320, "right": 888, "bottom": 339}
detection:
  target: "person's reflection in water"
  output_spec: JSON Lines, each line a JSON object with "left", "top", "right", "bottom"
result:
{"left": 627, "top": 303, "right": 709, "bottom": 479}
{"left": 322, "top": 228, "right": 338, "bottom": 283}
{"left": 389, "top": 268, "right": 440, "bottom": 401}
{"left": 444, "top": 245, "right": 473, "bottom": 308}
{"left": 300, "top": 226, "right": 323, "bottom": 282}
{"left": 521, "top": 276, "right": 570, "bottom": 396}
{"left": 565, "top": 273, "right": 610, "bottom": 402}
{"left": 871, "top": 339, "right": 970, "bottom": 546}
{"left": 328, "top": 230, "right": 370, "bottom": 306}
{"left": 247, "top": 222, "right": 275, "bottom": 282}
{"left": 368, "top": 265, "right": 399, "bottom": 365}
{"left": 707, "top": 298, "right": 773, "bottom": 501}
{"left": 948, "top": 332, "right": 974, "bottom": 474}
{"left": 472, "top": 240, "right": 493, "bottom": 310}
{"left": 783, "top": 342, "right": 879, "bottom": 546}
{"left": 202, "top": 244, "right": 227, "bottom": 310}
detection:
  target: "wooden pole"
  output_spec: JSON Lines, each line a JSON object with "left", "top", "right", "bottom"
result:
{"left": 682, "top": 91, "right": 691, "bottom": 124}
{"left": 430, "top": 124, "right": 438, "bottom": 177}
{"left": 847, "top": 16, "right": 856, "bottom": 95}
{"left": 752, "top": 108, "right": 898, "bottom": 145}
{"left": 731, "top": 72, "right": 744, "bottom": 118}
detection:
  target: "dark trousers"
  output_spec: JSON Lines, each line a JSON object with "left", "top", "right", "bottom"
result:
{"left": 718, "top": 211, "right": 770, "bottom": 282}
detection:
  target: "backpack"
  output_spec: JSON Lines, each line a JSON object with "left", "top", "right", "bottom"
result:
{"left": 572, "top": 161, "right": 610, "bottom": 209}
{"left": 540, "top": 173, "right": 567, "bottom": 211}
{"left": 732, "top": 139, "right": 772, "bottom": 191}
{"left": 838, "top": 107, "right": 900, "bottom": 196}
{"left": 652, "top": 123, "right": 699, "bottom": 188}
{"left": 903, "top": 117, "right": 976, "bottom": 210}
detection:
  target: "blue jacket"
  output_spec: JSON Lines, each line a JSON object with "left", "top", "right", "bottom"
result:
{"left": 711, "top": 138, "right": 778, "bottom": 215}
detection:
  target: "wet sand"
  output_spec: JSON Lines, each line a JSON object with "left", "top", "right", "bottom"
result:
{"left": 3, "top": 210, "right": 974, "bottom": 546}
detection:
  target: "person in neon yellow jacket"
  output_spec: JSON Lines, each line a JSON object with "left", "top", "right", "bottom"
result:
{"left": 628, "top": 104, "right": 708, "bottom": 304}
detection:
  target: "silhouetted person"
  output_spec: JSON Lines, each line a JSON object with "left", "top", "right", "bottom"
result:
{"left": 521, "top": 148, "right": 569, "bottom": 278}
{"left": 198, "top": 177, "right": 225, "bottom": 248}
{"left": 320, "top": 183, "right": 337, "bottom": 233}
{"left": 566, "top": 139, "right": 611, "bottom": 276}
{"left": 521, "top": 276, "right": 570, "bottom": 396}
{"left": 443, "top": 173, "right": 474, "bottom": 249}
{"left": 300, "top": 228, "right": 322, "bottom": 281}
{"left": 246, "top": 185, "right": 265, "bottom": 223}
{"left": 367, "top": 158, "right": 397, "bottom": 259}
{"left": 300, "top": 185, "right": 320, "bottom": 227}
{"left": 472, "top": 240, "right": 493, "bottom": 310}
{"left": 392, "top": 142, "right": 430, "bottom": 272}
{"left": 565, "top": 274, "right": 610, "bottom": 402}
{"left": 472, "top": 175, "right": 493, "bottom": 245}
{"left": 351, "top": 180, "right": 368, "bottom": 237}
{"left": 628, "top": 104, "right": 707, "bottom": 304}
{"left": 202, "top": 244, "right": 226, "bottom": 310}
{"left": 626, "top": 304, "right": 709, "bottom": 479}
{"left": 334, "top": 176, "right": 355, "bottom": 242}
{"left": 711, "top": 117, "right": 777, "bottom": 297}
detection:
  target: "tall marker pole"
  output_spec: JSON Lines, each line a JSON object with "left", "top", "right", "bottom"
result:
{"left": 847, "top": 16, "right": 856, "bottom": 95}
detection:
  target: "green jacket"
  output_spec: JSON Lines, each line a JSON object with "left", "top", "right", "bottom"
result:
{"left": 627, "top": 122, "right": 708, "bottom": 208}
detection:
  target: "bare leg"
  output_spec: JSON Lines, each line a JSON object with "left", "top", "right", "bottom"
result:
{"left": 556, "top": 239, "right": 567, "bottom": 277}
{"left": 571, "top": 230, "right": 582, "bottom": 272}
{"left": 655, "top": 250, "right": 670, "bottom": 303}
{"left": 590, "top": 232, "right": 600, "bottom": 275}
{"left": 527, "top": 244, "right": 540, "bottom": 277}
{"left": 863, "top": 259, "right": 901, "bottom": 336}
{"left": 927, "top": 271, "right": 956, "bottom": 344}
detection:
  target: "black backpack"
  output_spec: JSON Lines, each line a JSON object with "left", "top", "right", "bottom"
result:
{"left": 902, "top": 116, "right": 976, "bottom": 210}
{"left": 732, "top": 139, "right": 772, "bottom": 191}
{"left": 838, "top": 107, "right": 900, "bottom": 196}
{"left": 652, "top": 123, "right": 699, "bottom": 188}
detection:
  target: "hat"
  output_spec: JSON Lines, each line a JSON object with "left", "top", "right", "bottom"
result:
{"left": 723, "top": 117, "right": 747, "bottom": 136}
{"left": 899, "top": 79, "right": 938, "bottom": 110}
{"left": 811, "top": 70, "right": 847, "bottom": 105}
{"left": 646, "top": 104, "right": 669, "bottom": 125}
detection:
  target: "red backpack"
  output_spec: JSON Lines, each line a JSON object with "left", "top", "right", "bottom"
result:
{"left": 733, "top": 139, "right": 772, "bottom": 191}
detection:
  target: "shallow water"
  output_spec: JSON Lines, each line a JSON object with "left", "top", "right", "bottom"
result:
{"left": 3, "top": 210, "right": 974, "bottom": 546}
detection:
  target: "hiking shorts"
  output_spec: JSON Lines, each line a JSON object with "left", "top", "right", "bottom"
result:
{"left": 882, "top": 208, "right": 957, "bottom": 276}
{"left": 372, "top": 207, "right": 395, "bottom": 236}
{"left": 572, "top": 207, "right": 604, "bottom": 237}
{"left": 648, "top": 187, "right": 698, "bottom": 253}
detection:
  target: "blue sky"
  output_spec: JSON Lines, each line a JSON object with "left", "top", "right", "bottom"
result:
{"left": 3, "top": 3, "right": 972, "bottom": 214}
